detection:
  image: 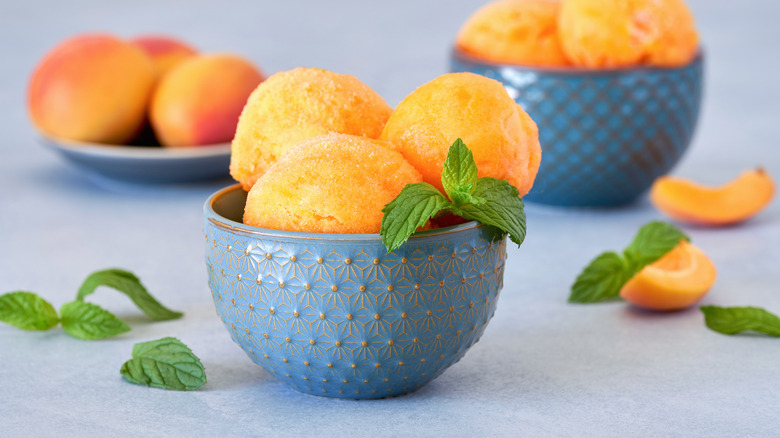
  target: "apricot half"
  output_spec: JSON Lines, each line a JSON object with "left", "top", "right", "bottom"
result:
{"left": 650, "top": 168, "right": 775, "bottom": 226}
{"left": 620, "top": 241, "right": 716, "bottom": 311}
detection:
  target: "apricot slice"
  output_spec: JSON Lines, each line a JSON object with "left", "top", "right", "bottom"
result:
{"left": 650, "top": 168, "right": 775, "bottom": 226}
{"left": 620, "top": 241, "right": 716, "bottom": 311}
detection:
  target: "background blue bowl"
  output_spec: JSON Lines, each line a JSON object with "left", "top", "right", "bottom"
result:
{"left": 451, "top": 49, "right": 704, "bottom": 207}
{"left": 204, "top": 185, "right": 508, "bottom": 399}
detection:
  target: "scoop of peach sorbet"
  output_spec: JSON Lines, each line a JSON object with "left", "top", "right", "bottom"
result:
{"left": 456, "top": 0, "right": 568, "bottom": 67}
{"left": 558, "top": 0, "right": 699, "bottom": 68}
{"left": 230, "top": 67, "right": 392, "bottom": 191}
{"left": 381, "top": 72, "right": 541, "bottom": 198}
{"left": 243, "top": 133, "right": 422, "bottom": 234}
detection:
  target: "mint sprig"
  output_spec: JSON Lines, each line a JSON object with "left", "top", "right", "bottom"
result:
{"left": 0, "top": 291, "right": 59, "bottom": 331}
{"left": 380, "top": 139, "right": 527, "bottom": 252}
{"left": 77, "top": 269, "right": 183, "bottom": 321}
{"left": 1, "top": 269, "right": 183, "bottom": 340}
{"left": 120, "top": 337, "right": 206, "bottom": 391}
{"left": 0, "top": 291, "right": 131, "bottom": 340}
{"left": 61, "top": 300, "right": 131, "bottom": 340}
{"left": 700, "top": 306, "right": 780, "bottom": 337}
{"left": 569, "top": 221, "right": 689, "bottom": 303}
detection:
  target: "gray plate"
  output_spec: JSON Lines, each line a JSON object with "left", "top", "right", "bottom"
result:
{"left": 41, "top": 136, "right": 231, "bottom": 184}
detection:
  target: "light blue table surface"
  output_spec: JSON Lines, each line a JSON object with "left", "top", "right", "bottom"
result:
{"left": 1, "top": 1, "right": 778, "bottom": 436}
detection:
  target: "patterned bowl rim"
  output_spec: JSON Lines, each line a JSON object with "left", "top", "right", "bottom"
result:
{"left": 204, "top": 184, "right": 483, "bottom": 242}
{"left": 450, "top": 46, "right": 704, "bottom": 76}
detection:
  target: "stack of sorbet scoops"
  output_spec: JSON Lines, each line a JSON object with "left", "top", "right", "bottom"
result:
{"left": 456, "top": 0, "right": 699, "bottom": 68}
{"left": 229, "top": 68, "right": 541, "bottom": 234}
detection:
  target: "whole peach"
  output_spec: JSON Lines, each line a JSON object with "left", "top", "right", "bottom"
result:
{"left": 150, "top": 54, "right": 263, "bottom": 147}
{"left": 130, "top": 35, "right": 197, "bottom": 78}
{"left": 28, "top": 33, "right": 156, "bottom": 144}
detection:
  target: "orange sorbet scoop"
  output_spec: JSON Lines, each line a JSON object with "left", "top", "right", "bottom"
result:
{"left": 381, "top": 72, "right": 541, "bottom": 198}
{"left": 230, "top": 68, "right": 392, "bottom": 191}
{"left": 456, "top": 0, "right": 569, "bottom": 66}
{"left": 558, "top": 0, "right": 699, "bottom": 68}
{"left": 243, "top": 134, "right": 422, "bottom": 234}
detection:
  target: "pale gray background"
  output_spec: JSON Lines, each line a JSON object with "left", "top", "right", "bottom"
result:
{"left": 1, "top": 1, "right": 778, "bottom": 436}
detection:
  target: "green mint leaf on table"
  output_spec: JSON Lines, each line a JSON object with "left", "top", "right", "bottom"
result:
{"left": 0, "top": 291, "right": 59, "bottom": 331}
{"left": 451, "top": 177, "right": 526, "bottom": 246}
{"left": 568, "top": 221, "right": 688, "bottom": 303}
{"left": 569, "top": 252, "right": 630, "bottom": 303}
{"left": 120, "top": 337, "right": 206, "bottom": 391}
{"left": 380, "top": 183, "right": 452, "bottom": 252}
{"left": 60, "top": 301, "right": 130, "bottom": 340}
{"left": 441, "top": 138, "right": 478, "bottom": 197}
{"left": 77, "top": 269, "right": 183, "bottom": 321}
{"left": 624, "top": 221, "right": 689, "bottom": 270}
{"left": 700, "top": 306, "right": 780, "bottom": 337}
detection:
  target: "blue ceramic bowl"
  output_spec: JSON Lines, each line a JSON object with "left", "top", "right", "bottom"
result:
{"left": 451, "top": 49, "right": 704, "bottom": 206}
{"left": 204, "top": 185, "right": 508, "bottom": 399}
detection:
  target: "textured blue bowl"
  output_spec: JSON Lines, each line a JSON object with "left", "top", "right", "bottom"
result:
{"left": 204, "top": 185, "right": 508, "bottom": 399}
{"left": 451, "top": 49, "right": 704, "bottom": 206}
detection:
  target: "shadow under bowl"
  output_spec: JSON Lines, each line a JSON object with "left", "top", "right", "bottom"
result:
{"left": 203, "top": 185, "right": 509, "bottom": 399}
{"left": 451, "top": 48, "right": 704, "bottom": 207}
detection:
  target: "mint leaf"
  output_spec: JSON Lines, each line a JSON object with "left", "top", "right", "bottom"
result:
{"left": 569, "top": 221, "right": 690, "bottom": 305}
{"left": 0, "top": 291, "right": 59, "bottom": 331}
{"left": 452, "top": 177, "right": 526, "bottom": 246}
{"left": 381, "top": 182, "right": 452, "bottom": 252}
{"left": 569, "top": 252, "right": 630, "bottom": 303}
{"left": 60, "top": 300, "right": 130, "bottom": 340}
{"left": 624, "top": 221, "right": 689, "bottom": 270}
{"left": 441, "top": 138, "right": 478, "bottom": 198}
{"left": 449, "top": 190, "right": 485, "bottom": 207}
{"left": 77, "top": 269, "right": 183, "bottom": 321}
{"left": 120, "top": 337, "right": 206, "bottom": 390}
{"left": 700, "top": 306, "right": 780, "bottom": 337}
